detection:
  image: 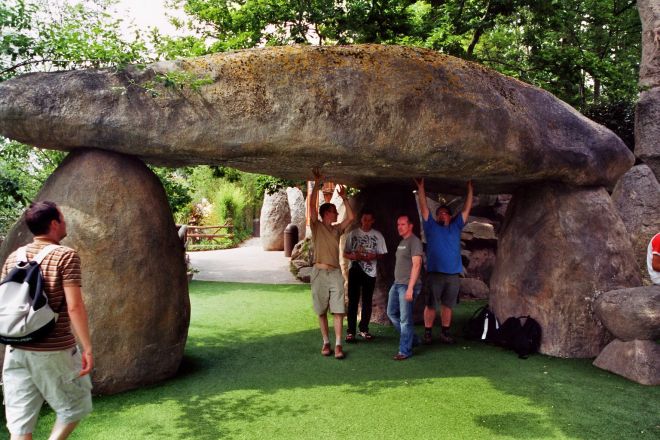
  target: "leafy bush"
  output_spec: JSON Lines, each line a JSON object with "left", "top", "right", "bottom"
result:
{"left": 211, "top": 181, "right": 252, "bottom": 243}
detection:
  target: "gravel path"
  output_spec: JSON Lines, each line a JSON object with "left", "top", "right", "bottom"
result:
{"left": 188, "top": 237, "right": 302, "bottom": 284}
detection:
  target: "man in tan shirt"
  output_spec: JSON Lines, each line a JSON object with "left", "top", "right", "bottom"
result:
{"left": 1, "top": 201, "right": 93, "bottom": 440}
{"left": 307, "top": 169, "right": 354, "bottom": 359}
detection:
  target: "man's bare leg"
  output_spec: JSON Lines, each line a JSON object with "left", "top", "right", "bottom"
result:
{"left": 48, "top": 421, "right": 79, "bottom": 440}
{"left": 319, "top": 314, "right": 330, "bottom": 342}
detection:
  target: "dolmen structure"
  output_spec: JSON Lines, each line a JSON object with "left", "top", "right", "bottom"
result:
{"left": 0, "top": 42, "right": 655, "bottom": 392}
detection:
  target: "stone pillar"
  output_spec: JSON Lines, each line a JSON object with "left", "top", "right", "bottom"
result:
{"left": 637, "top": 0, "right": 660, "bottom": 178}
{"left": 286, "top": 187, "right": 306, "bottom": 243}
{"left": 260, "top": 189, "right": 290, "bottom": 251}
{"left": 489, "top": 183, "right": 641, "bottom": 358}
{"left": 0, "top": 149, "right": 190, "bottom": 395}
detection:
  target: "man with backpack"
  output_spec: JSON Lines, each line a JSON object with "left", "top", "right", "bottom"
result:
{"left": 414, "top": 178, "right": 473, "bottom": 345}
{"left": 1, "top": 201, "right": 93, "bottom": 440}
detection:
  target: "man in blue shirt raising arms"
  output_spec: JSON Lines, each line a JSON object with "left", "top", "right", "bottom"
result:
{"left": 414, "top": 178, "right": 473, "bottom": 344}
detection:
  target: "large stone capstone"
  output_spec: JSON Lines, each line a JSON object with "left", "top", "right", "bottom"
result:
{"left": 0, "top": 45, "right": 632, "bottom": 193}
{"left": 0, "top": 149, "right": 190, "bottom": 395}
{"left": 489, "top": 183, "right": 641, "bottom": 358}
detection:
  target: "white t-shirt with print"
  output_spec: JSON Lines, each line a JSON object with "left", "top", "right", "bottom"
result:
{"left": 344, "top": 228, "right": 387, "bottom": 278}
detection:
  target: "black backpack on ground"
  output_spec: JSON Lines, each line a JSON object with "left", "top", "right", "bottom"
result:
{"left": 464, "top": 305, "right": 499, "bottom": 342}
{"left": 494, "top": 316, "right": 542, "bottom": 359}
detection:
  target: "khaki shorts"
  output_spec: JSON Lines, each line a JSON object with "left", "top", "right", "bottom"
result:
{"left": 311, "top": 266, "right": 346, "bottom": 315}
{"left": 3, "top": 346, "right": 93, "bottom": 435}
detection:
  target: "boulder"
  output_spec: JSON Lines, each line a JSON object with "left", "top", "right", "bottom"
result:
{"left": 464, "top": 248, "right": 497, "bottom": 285}
{"left": 489, "top": 183, "right": 641, "bottom": 358}
{"left": 594, "top": 286, "right": 660, "bottom": 341}
{"left": 637, "top": 1, "right": 660, "bottom": 178}
{"left": 260, "top": 189, "right": 290, "bottom": 251}
{"left": 638, "top": 0, "right": 660, "bottom": 89}
{"left": 0, "top": 149, "right": 190, "bottom": 395}
{"left": 0, "top": 45, "right": 633, "bottom": 193}
{"left": 611, "top": 164, "right": 660, "bottom": 284}
{"left": 459, "top": 278, "right": 490, "bottom": 300}
{"left": 286, "top": 187, "right": 306, "bottom": 243}
{"left": 593, "top": 339, "right": 660, "bottom": 386}
{"left": 462, "top": 220, "right": 497, "bottom": 241}
{"left": 636, "top": 88, "right": 660, "bottom": 179}
{"left": 290, "top": 238, "right": 313, "bottom": 273}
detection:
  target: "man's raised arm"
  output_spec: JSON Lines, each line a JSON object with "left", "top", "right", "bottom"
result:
{"left": 461, "top": 180, "right": 474, "bottom": 223}
{"left": 414, "top": 178, "right": 430, "bottom": 221}
{"left": 307, "top": 168, "right": 321, "bottom": 225}
{"left": 337, "top": 184, "right": 355, "bottom": 231}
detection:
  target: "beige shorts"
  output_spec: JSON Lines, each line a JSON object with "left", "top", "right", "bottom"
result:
{"left": 311, "top": 266, "right": 346, "bottom": 315}
{"left": 3, "top": 346, "right": 93, "bottom": 435}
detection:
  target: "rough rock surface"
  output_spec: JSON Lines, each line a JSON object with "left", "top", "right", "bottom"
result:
{"left": 611, "top": 164, "right": 660, "bottom": 284}
{"left": 637, "top": 1, "right": 660, "bottom": 178}
{"left": 0, "top": 45, "right": 632, "bottom": 193}
{"left": 636, "top": 88, "right": 660, "bottom": 178}
{"left": 0, "top": 149, "right": 190, "bottom": 395}
{"left": 286, "top": 187, "right": 306, "bottom": 243}
{"left": 639, "top": 0, "right": 660, "bottom": 89}
{"left": 594, "top": 286, "right": 660, "bottom": 341}
{"left": 464, "top": 248, "right": 497, "bottom": 285}
{"left": 489, "top": 183, "right": 641, "bottom": 358}
{"left": 459, "top": 278, "right": 490, "bottom": 299}
{"left": 593, "top": 339, "right": 660, "bottom": 386}
{"left": 260, "top": 189, "right": 291, "bottom": 251}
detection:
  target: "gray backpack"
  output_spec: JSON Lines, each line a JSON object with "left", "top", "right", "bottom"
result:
{"left": 0, "top": 245, "right": 61, "bottom": 344}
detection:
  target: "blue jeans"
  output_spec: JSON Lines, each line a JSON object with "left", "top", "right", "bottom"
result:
{"left": 387, "top": 283, "right": 421, "bottom": 357}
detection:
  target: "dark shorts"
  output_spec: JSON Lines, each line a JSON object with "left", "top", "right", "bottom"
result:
{"left": 424, "top": 272, "right": 460, "bottom": 309}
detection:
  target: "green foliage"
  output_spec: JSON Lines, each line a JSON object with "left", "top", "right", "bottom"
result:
{"left": 255, "top": 175, "right": 303, "bottom": 196}
{"left": 475, "top": 1, "right": 641, "bottom": 109}
{"left": 583, "top": 99, "right": 636, "bottom": 152}
{"left": 0, "top": 140, "right": 65, "bottom": 238}
{"left": 141, "top": 70, "right": 214, "bottom": 97}
{"left": 1, "top": 0, "right": 151, "bottom": 80}
{"left": 149, "top": 166, "right": 193, "bottom": 218}
{"left": 211, "top": 181, "right": 250, "bottom": 241}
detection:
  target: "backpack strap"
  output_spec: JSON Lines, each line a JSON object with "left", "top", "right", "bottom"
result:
{"left": 32, "top": 245, "right": 61, "bottom": 265}
{"left": 15, "top": 246, "right": 28, "bottom": 263}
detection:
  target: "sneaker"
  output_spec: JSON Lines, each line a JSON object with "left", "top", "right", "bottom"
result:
{"left": 358, "top": 331, "right": 374, "bottom": 341}
{"left": 335, "top": 345, "right": 345, "bottom": 360}
{"left": 321, "top": 343, "right": 332, "bottom": 356}
{"left": 438, "top": 333, "right": 456, "bottom": 345}
{"left": 345, "top": 333, "right": 356, "bottom": 343}
{"left": 393, "top": 353, "right": 409, "bottom": 361}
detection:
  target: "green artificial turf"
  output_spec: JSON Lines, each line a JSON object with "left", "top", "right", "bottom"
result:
{"left": 7, "top": 280, "right": 659, "bottom": 440}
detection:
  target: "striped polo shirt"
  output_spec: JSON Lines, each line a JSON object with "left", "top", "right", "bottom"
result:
{"left": 1, "top": 239, "right": 82, "bottom": 351}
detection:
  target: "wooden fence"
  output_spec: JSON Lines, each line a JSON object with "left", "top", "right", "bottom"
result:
{"left": 180, "top": 222, "right": 234, "bottom": 250}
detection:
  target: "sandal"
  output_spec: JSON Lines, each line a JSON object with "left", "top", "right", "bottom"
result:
{"left": 359, "top": 331, "right": 374, "bottom": 341}
{"left": 345, "top": 333, "right": 356, "bottom": 343}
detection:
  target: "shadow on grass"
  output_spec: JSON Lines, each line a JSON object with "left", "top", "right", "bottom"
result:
{"left": 91, "top": 282, "right": 659, "bottom": 440}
